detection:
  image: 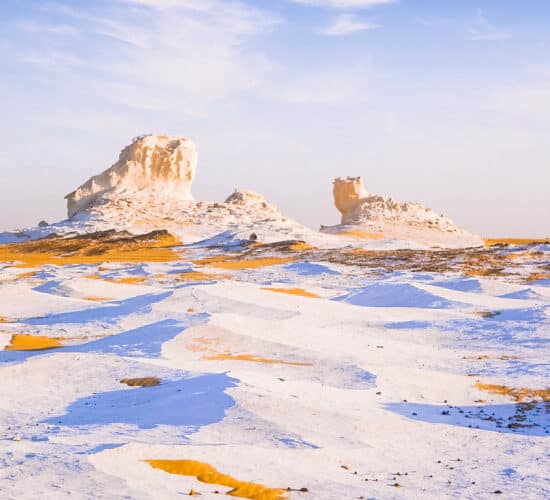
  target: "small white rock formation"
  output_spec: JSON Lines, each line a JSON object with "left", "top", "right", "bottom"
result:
{"left": 65, "top": 135, "right": 197, "bottom": 218}
{"left": 325, "top": 176, "right": 483, "bottom": 247}
{"left": 224, "top": 190, "right": 281, "bottom": 213}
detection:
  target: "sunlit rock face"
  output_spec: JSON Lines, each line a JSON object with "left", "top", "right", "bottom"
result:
{"left": 333, "top": 177, "right": 368, "bottom": 223}
{"left": 65, "top": 135, "right": 197, "bottom": 218}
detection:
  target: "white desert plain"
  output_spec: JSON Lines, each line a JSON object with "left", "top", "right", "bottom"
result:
{"left": 0, "top": 135, "right": 548, "bottom": 499}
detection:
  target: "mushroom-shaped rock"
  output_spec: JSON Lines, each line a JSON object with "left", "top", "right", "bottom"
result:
{"left": 333, "top": 177, "right": 368, "bottom": 223}
{"left": 325, "top": 176, "right": 483, "bottom": 247}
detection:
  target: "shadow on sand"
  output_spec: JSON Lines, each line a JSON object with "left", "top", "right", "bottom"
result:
{"left": 385, "top": 401, "right": 549, "bottom": 437}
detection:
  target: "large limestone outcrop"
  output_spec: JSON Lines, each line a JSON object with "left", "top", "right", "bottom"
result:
{"left": 65, "top": 135, "right": 197, "bottom": 218}
{"left": 326, "top": 176, "right": 482, "bottom": 246}
{"left": 57, "top": 134, "right": 322, "bottom": 245}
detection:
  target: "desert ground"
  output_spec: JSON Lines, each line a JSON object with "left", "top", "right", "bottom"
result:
{"left": 0, "top": 228, "right": 548, "bottom": 499}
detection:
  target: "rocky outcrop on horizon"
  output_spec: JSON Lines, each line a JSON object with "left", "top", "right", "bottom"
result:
{"left": 58, "top": 135, "right": 320, "bottom": 245}
{"left": 1, "top": 137, "right": 483, "bottom": 248}
{"left": 323, "top": 176, "right": 483, "bottom": 247}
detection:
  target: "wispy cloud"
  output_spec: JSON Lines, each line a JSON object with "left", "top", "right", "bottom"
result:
{"left": 322, "top": 14, "right": 378, "bottom": 35}
{"left": 18, "top": 1, "right": 279, "bottom": 114}
{"left": 23, "top": 52, "right": 83, "bottom": 69}
{"left": 290, "top": 0, "right": 394, "bottom": 9}
{"left": 469, "top": 10, "right": 511, "bottom": 41}
{"left": 18, "top": 20, "right": 79, "bottom": 36}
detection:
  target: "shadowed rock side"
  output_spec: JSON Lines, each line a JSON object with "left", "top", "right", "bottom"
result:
{"left": 323, "top": 176, "right": 483, "bottom": 247}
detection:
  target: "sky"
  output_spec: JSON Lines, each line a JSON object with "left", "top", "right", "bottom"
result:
{"left": 1, "top": 0, "right": 549, "bottom": 237}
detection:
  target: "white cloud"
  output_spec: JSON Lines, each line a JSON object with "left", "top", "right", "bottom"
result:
{"left": 21, "top": 1, "right": 279, "bottom": 114}
{"left": 322, "top": 14, "right": 378, "bottom": 35}
{"left": 469, "top": 10, "right": 511, "bottom": 41}
{"left": 290, "top": 0, "right": 394, "bottom": 9}
{"left": 18, "top": 20, "right": 79, "bottom": 36}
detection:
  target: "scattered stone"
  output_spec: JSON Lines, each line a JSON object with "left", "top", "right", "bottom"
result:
{"left": 120, "top": 377, "right": 161, "bottom": 387}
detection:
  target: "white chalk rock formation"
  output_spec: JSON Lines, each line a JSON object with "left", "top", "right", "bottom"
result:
{"left": 324, "top": 177, "right": 483, "bottom": 247}
{"left": 56, "top": 135, "right": 328, "bottom": 245}
{"left": 65, "top": 135, "right": 197, "bottom": 218}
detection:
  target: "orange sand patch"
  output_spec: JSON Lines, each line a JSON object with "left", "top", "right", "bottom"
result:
{"left": 0, "top": 230, "right": 182, "bottom": 268}
{"left": 261, "top": 287, "right": 320, "bottom": 298}
{"left": 464, "top": 354, "right": 519, "bottom": 361}
{"left": 82, "top": 296, "right": 113, "bottom": 302}
{"left": 187, "top": 336, "right": 221, "bottom": 354}
{"left": 341, "top": 248, "right": 373, "bottom": 255}
{"left": 288, "top": 242, "right": 317, "bottom": 251}
{"left": 203, "top": 353, "right": 312, "bottom": 366}
{"left": 176, "top": 271, "right": 230, "bottom": 282}
{"left": 144, "top": 459, "right": 287, "bottom": 499}
{"left": 120, "top": 377, "right": 161, "bottom": 387}
{"left": 188, "top": 336, "right": 311, "bottom": 366}
{"left": 108, "top": 276, "right": 148, "bottom": 285}
{"left": 475, "top": 382, "right": 550, "bottom": 403}
{"left": 194, "top": 256, "right": 295, "bottom": 270}
{"left": 15, "top": 271, "right": 37, "bottom": 279}
{"left": 464, "top": 268, "right": 497, "bottom": 277}
{"left": 84, "top": 274, "right": 102, "bottom": 280}
{"left": 5, "top": 334, "right": 63, "bottom": 351}
{"left": 484, "top": 238, "right": 549, "bottom": 246}
{"left": 506, "top": 250, "right": 539, "bottom": 260}
{"left": 339, "top": 231, "right": 384, "bottom": 240}
{"left": 525, "top": 272, "right": 550, "bottom": 283}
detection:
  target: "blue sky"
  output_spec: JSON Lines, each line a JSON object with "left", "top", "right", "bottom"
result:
{"left": 1, "top": 0, "right": 549, "bottom": 236}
